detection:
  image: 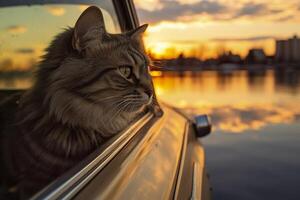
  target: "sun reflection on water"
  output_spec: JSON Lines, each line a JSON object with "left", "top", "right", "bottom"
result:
{"left": 152, "top": 70, "right": 300, "bottom": 133}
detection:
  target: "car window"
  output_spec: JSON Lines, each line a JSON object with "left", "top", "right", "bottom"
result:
{"left": 0, "top": 1, "right": 120, "bottom": 89}
{"left": 0, "top": 1, "right": 121, "bottom": 199}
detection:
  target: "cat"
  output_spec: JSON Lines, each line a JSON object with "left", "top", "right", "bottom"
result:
{"left": 0, "top": 6, "right": 162, "bottom": 199}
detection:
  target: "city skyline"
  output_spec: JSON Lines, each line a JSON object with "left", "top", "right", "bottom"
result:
{"left": 148, "top": 35, "right": 300, "bottom": 62}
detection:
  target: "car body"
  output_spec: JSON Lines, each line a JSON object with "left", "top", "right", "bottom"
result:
{"left": 0, "top": 0, "right": 212, "bottom": 199}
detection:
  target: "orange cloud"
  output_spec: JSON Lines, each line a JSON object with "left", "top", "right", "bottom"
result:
{"left": 78, "top": 5, "right": 89, "bottom": 12}
{"left": 136, "top": 0, "right": 299, "bottom": 23}
{"left": 134, "top": 0, "right": 163, "bottom": 11}
{"left": 46, "top": 6, "right": 66, "bottom": 16}
{"left": 6, "top": 25, "right": 27, "bottom": 34}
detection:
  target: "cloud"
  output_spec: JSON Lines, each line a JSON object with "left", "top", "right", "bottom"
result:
{"left": 211, "top": 36, "right": 275, "bottom": 42}
{"left": 137, "top": 0, "right": 228, "bottom": 23}
{"left": 270, "top": 9, "right": 284, "bottom": 14}
{"left": 15, "top": 48, "right": 35, "bottom": 54}
{"left": 233, "top": 2, "right": 285, "bottom": 19}
{"left": 6, "top": 25, "right": 27, "bottom": 34}
{"left": 78, "top": 5, "right": 89, "bottom": 12}
{"left": 167, "top": 39, "right": 202, "bottom": 44}
{"left": 135, "top": 0, "right": 163, "bottom": 11}
{"left": 235, "top": 3, "right": 267, "bottom": 17}
{"left": 0, "top": 59, "right": 13, "bottom": 72}
{"left": 137, "top": 0, "right": 291, "bottom": 23}
{"left": 275, "top": 15, "right": 294, "bottom": 22}
{"left": 46, "top": 6, "right": 65, "bottom": 16}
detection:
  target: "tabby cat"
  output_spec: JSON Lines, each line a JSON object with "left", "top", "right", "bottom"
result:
{"left": 0, "top": 6, "right": 161, "bottom": 199}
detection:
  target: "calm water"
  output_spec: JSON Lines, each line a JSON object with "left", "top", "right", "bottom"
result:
{"left": 1, "top": 69, "right": 300, "bottom": 199}
{"left": 152, "top": 69, "right": 300, "bottom": 200}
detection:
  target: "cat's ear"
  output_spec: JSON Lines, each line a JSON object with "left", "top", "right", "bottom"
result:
{"left": 72, "top": 6, "right": 105, "bottom": 52}
{"left": 129, "top": 24, "right": 148, "bottom": 39}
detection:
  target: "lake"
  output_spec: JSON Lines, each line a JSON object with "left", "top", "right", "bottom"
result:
{"left": 152, "top": 69, "right": 300, "bottom": 200}
{"left": 1, "top": 68, "right": 300, "bottom": 199}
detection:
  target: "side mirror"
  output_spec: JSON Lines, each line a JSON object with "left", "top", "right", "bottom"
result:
{"left": 193, "top": 114, "right": 211, "bottom": 138}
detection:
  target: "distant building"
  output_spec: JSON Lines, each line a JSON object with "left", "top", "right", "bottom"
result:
{"left": 275, "top": 35, "right": 300, "bottom": 63}
{"left": 245, "top": 48, "right": 267, "bottom": 64}
{"left": 218, "top": 51, "right": 242, "bottom": 64}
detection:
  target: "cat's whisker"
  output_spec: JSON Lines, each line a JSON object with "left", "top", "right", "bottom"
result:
{"left": 108, "top": 100, "right": 130, "bottom": 124}
{"left": 129, "top": 100, "right": 144, "bottom": 113}
{"left": 128, "top": 96, "right": 140, "bottom": 100}
{"left": 123, "top": 98, "right": 141, "bottom": 102}
{"left": 107, "top": 102, "right": 125, "bottom": 119}
{"left": 93, "top": 96, "right": 121, "bottom": 104}
{"left": 99, "top": 95, "right": 123, "bottom": 101}
{"left": 104, "top": 103, "right": 124, "bottom": 126}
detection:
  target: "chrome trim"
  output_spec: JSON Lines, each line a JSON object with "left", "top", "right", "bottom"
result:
{"left": 113, "top": 0, "right": 139, "bottom": 31}
{"left": 194, "top": 115, "right": 211, "bottom": 138}
{"left": 190, "top": 162, "right": 203, "bottom": 200}
{"left": 195, "top": 115, "right": 210, "bottom": 129}
{"left": 31, "top": 113, "right": 153, "bottom": 200}
{"left": 174, "top": 122, "right": 189, "bottom": 199}
{"left": 126, "top": 0, "right": 140, "bottom": 27}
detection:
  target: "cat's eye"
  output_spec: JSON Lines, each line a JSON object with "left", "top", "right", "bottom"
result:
{"left": 118, "top": 65, "right": 133, "bottom": 79}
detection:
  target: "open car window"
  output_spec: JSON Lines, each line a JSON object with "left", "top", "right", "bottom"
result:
{"left": 0, "top": 0, "right": 120, "bottom": 89}
{"left": 0, "top": 0, "right": 123, "bottom": 199}
{"left": 32, "top": 112, "right": 155, "bottom": 200}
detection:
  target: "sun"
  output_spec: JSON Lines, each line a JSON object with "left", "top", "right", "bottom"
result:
{"left": 146, "top": 42, "right": 176, "bottom": 59}
{"left": 148, "top": 42, "right": 170, "bottom": 57}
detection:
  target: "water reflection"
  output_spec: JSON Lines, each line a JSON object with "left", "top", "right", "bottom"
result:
{"left": 0, "top": 68, "right": 300, "bottom": 199}
{"left": 0, "top": 74, "right": 32, "bottom": 89}
{"left": 186, "top": 104, "right": 298, "bottom": 133}
{"left": 152, "top": 69, "right": 300, "bottom": 133}
{"left": 152, "top": 68, "right": 300, "bottom": 200}
{"left": 1, "top": 69, "right": 299, "bottom": 132}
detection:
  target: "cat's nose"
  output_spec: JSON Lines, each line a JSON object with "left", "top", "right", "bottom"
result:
{"left": 145, "top": 90, "right": 152, "bottom": 98}
{"left": 144, "top": 90, "right": 153, "bottom": 105}
{"left": 140, "top": 91, "right": 152, "bottom": 105}
{"left": 135, "top": 89, "right": 152, "bottom": 103}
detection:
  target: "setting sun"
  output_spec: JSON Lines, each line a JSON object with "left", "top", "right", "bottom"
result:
{"left": 146, "top": 42, "right": 172, "bottom": 58}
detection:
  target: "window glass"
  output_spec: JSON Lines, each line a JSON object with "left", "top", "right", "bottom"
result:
{"left": 0, "top": 1, "right": 120, "bottom": 89}
{"left": 0, "top": 1, "right": 121, "bottom": 199}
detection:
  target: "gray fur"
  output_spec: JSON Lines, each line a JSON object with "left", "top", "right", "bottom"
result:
{"left": 2, "top": 6, "right": 158, "bottom": 198}
{"left": 21, "top": 8, "right": 153, "bottom": 153}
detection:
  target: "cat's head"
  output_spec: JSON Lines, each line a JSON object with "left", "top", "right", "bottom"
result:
{"left": 37, "top": 6, "right": 154, "bottom": 134}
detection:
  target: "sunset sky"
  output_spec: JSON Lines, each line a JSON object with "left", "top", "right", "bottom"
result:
{"left": 0, "top": 4, "right": 119, "bottom": 71}
{"left": 1, "top": 1, "right": 300, "bottom": 72}
{"left": 134, "top": 0, "right": 300, "bottom": 59}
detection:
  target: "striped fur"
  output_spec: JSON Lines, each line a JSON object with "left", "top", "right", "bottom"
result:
{"left": 1, "top": 6, "right": 161, "bottom": 199}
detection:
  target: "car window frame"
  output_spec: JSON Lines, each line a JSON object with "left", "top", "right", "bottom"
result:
{"left": 31, "top": 112, "right": 154, "bottom": 200}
